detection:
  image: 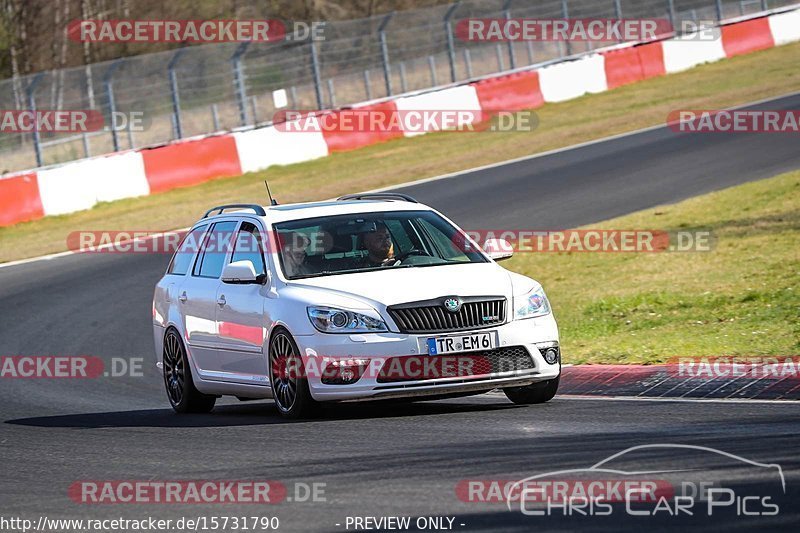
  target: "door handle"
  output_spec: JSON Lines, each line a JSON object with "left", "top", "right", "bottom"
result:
{"left": 178, "top": 291, "right": 187, "bottom": 303}
{"left": 217, "top": 295, "right": 226, "bottom": 307}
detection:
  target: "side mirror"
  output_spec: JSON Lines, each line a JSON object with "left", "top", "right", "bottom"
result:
{"left": 482, "top": 238, "right": 514, "bottom": 262}
{"left": 221, "top": 260, "right": 263, "bottom": 284}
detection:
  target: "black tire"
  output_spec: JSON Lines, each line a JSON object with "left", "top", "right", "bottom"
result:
{"left": 268, "top": 328, "right": 319, "bottom": 419}
{"left": 163, "top": 328, "right": 216, "bottom": 414}
{"left": 503, "top": 376, "right": 560, "bottom": 405}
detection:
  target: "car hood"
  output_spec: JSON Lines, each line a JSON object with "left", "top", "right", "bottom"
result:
{"left": 287, "top": 262, "right": 514, "bottom": 308}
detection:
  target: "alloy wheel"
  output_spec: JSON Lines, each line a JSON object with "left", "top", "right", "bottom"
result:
{"left": 163, "top": 330, "right": 185, "bottom": 406}
{"left": 270, "top": 332, "right": 299, "bottom": 412}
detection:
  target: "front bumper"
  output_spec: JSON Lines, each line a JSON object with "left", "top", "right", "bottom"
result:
{"left": 295, "top": 314, "right": 560, "bottom": 401}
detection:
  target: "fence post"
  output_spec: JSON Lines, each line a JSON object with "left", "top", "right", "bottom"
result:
{"left": 327, "top": 79, "right": 336, "bottom": 108}
{"left": 250, "top": 95, "right": 259, "bottom": 124}
{"left": 614, "top": 0, "right": 624, "bottom": 43}
{"left": 167, "top": 48, "right": 186, "bottom": 139}
{"left": 495, "top": 44, "right": 505, "bottom": 71}
{"left": 503, "top": 0, "right": 516, "bottom": 70}
{"left": 444, "top": 3, "right": 460, "bottom": 83}
{"left": 82, "top": 133, "right": 91, "bottom": 158}
{"left": 399, "top": 62, "right": 408, "bottom": 93}
{"left": 761, "top": 0, "right": 768, "bottom": 11}
{"left": 231, "top": 42, "right": 251, "bottom": 126}
{"left": 310, "top": 40, "right": 324, "bottom": 109}
{"left": 25, "top": 73, "right": 44, "bottom": 167}
{"left": 379, "top": 12, "right": 394, "bottom": 96}
{"left": 103, "top": 59, "right": 124, "bottom": 153}
{"left": 428, "top": 55, "right": 438, "bottom": 86}
{"left": 463, "top": 49, "right": 473, "bottom": 78}
{"left": 126, "top": 119, "right": 135, "bottom": 149}
{"left": 667, "top": 0, "right": 677, "bottom": 31}
{"left": 211, "top": 104, "right": 220, "bottom": 131}
{"left": 526, "top": 41, "right": 535, "bottom": 64}
{"left": 561, "top": 0, "right": 572, "bottom": 56}
{"left": 715, "top": 0, "right": 724, "bottom": 21}
{"left": 363, "top": 70, "right": 372, "bottom": 100}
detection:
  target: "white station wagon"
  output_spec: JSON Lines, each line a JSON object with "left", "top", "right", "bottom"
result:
{"left": 152, "top": 193, "right": 560, "bottom": 418}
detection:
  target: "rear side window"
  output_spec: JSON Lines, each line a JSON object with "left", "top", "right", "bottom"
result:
{"left": 193, "top": 221, "right": 237, "bottom": 279}
{"left": 167, "top": 225, "right": 207, "bottom": 275}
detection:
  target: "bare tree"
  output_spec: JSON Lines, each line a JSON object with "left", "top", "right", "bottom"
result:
{"left": 80, "top": 0, "right": 95, "bottom": 109}
{"left": 56, "top": 0, "right": 70, "bottom": 109}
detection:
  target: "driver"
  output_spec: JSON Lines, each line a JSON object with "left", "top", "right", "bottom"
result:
{"left": 280, "top": 231, "right": 312, "bottom": 277}
{"left": 360, "top": 222, "right": 397, "bottom": 268}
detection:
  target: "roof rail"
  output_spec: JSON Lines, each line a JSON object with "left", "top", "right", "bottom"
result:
{"left": 202, "top": 204, "right": 267, "bottom": 218}
{"left": 336, "top": 193, "right": 419, "bottom": 203}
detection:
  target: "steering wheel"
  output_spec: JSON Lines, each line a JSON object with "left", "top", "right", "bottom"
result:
{"left": 393, "top": 249, "right": 431, "bottom": 263}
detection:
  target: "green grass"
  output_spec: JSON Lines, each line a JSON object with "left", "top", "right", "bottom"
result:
{"left": 505, "top": 171, "right": 800, "bottom": 364}
{"left": 1, "top": 41, "right": 800, "bottom": 263}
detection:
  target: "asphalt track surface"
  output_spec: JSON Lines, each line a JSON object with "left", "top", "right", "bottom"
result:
{"left": 2, "top": 93, "right": 800, "bottom": 532}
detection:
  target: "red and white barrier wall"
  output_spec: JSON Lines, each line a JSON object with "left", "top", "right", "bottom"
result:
{"left": 1, "top": 7, "right": 798, "bottom": 228}
{"left": 768, "top": 8, "right": 800, "bottom": 45}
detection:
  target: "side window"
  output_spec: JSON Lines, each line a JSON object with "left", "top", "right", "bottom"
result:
{"left": 231, "top": 222, "right": 267, "bottom": 275}
{"left": 167, "top": 225, "right": 207, "bottom": 275}
{"left": 192, "top": 221, "right": 237, "bottom": 279}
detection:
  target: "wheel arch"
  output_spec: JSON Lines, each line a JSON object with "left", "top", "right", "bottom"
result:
{"left": 162, "top": 324, "right": 204, "bottom": 388}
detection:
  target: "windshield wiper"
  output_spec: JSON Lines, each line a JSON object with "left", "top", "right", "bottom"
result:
{"left": 289, "top": 260, "right": 473, "bottom": 280}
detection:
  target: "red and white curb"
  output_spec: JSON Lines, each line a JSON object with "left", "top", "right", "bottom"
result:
{"left": 550, "top": 363, "right": 800, "bottom": 400}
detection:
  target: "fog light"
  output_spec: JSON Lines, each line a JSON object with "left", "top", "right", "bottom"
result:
{"left": 543, "top": 347, "right": 559, "bottom": 365}
{"left": 321, "top": 358, "right": 368, "bottom": 385}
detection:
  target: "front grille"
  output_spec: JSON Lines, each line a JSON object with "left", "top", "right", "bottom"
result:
{"left": 388, "top": 296, "right": 506, "bottom": 333}
{"left": 377, "top": 346, "right": 534, "bottom": 383}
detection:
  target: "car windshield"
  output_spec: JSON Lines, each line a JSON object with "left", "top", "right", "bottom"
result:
{"left": 273, "top": 210, "right": 487, "bottom": 279}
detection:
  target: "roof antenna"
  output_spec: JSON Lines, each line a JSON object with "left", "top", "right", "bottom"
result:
{"left": 264, "top": 180, "right": 278, "bottom": 206}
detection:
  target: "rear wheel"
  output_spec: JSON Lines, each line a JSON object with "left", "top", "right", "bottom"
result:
{"left": 503, "top": 376, "right": 560, "bottom": 405}
{"left": 269, "top": 328, "right": 318, "bottom": 419}
{"left": 163, "top": 328, "right": 216, "bottom": 413}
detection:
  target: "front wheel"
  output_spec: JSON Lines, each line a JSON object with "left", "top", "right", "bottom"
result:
{"left": 269, "top": 328, "right": 318, "bottom": 419}
{"left": 163, "top": 328, "right": 216, "bottom": 413}
{"left": 504, "top": 376, "right": 560, "bottom": 405}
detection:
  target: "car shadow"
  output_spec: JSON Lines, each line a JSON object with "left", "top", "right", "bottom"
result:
{"left": 4, "top": 397, "right": 522, "bottom": 429}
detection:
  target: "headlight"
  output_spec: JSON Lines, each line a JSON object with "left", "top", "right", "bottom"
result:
{"left": 307, "top": 306, "right": 388, "bottom": 333}
{"left": 513, "top": 286, "right": 551, "bottom": 320}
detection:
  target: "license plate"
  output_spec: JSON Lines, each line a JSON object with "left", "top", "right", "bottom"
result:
{"left": 426, "top": 331, "right": 496, "bottom": 355}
